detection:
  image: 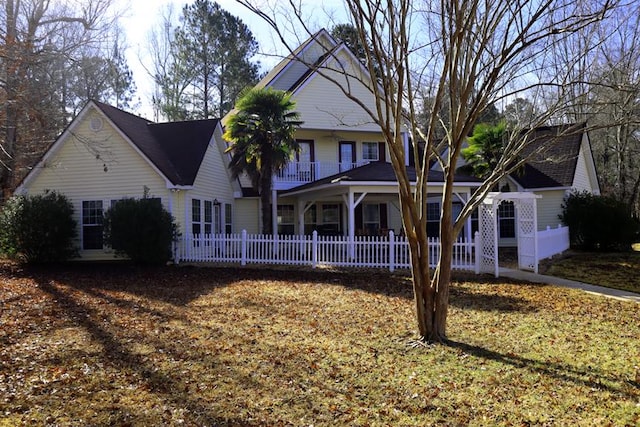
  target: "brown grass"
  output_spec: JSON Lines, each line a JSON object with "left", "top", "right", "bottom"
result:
{"left": 541, "top": 250, "right": 640, "bottom": 294}
{"left": 1, "top": 261, "right": 638, "bottom": 426}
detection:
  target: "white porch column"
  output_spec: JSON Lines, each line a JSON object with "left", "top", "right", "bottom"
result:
{"left": 347, "top": 189, "right": 355, "bottom": 259}
{"left": 272, "top": 188, "right": 278, "bottom": 236}
{"left": 298, "top": 200, "right": 305, "bottom": 235}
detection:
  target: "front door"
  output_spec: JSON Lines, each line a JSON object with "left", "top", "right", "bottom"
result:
{"left": 339, "top": 141, "right": 356, "bottom": 172}
{"left": 297, "top": 140, "right": 314, "bottom": 181}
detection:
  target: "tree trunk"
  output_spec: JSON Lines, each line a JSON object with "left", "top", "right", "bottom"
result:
{"left": 260, "top": 157, "right": 273, "bottom": 235}
{"left": 2, "top": 0, "right": 19, "bottom": 198}
{"left": 431, "top": 182, "right": 454, "bottom": 342}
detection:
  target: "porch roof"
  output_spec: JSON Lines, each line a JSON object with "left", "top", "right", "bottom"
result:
{"left": 280, "top": 161, "right": 482, "bottom": 197}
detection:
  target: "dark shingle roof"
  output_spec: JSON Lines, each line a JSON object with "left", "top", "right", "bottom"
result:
{"left": 281, "top": 161, "right": 482, "bottom": 195}
{"left": 93, "top": 101, "right": 218, "bottom": 186}
{"left": 512, "top": 123, "right": 585, "bottom": 189}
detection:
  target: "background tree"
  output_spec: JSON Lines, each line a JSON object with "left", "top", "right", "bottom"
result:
{"left": 148, "top": 4, "right": 192, "bottom": 121}
{"left": 0, "top": 0, "right": 124, "bottom": 198}
{"left": 224, "top": 87, "right": 302, "bottom": 235}
{"left": 239, "top": 0, "right": 618, "bottom": 342}
{"left": 148, "top": 0, "right": 260, "bottom": 121}
{"left": 587, "top": 4, "right": 640, "bottom": 217}
{"left": 331, "top": 23, "right": 366, "bottom": 61}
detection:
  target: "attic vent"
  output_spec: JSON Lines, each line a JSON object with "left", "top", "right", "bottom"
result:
{"left": 89, "top": 117, "right": 103, "bottom": 132}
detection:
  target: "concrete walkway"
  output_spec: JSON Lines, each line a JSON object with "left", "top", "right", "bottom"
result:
{"left": 499, "top": 268, "right": 640, "bottom": 303}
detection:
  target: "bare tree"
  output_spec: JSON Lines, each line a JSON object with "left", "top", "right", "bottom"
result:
{"left": 237, "top": 0, "right": 617, "bottom": 342}
{"left": 589, "top": 4, "right": 640, "bottom": 216}
{"left": 147, "top": 4, "right": 193, "bottom": 121}
{"left": 0, "top": 0, "right": 121, "bottom": 198}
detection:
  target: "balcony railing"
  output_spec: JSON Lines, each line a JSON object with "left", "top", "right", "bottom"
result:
{"left": 275, "top": 161, "right": 369, "bottom": 185}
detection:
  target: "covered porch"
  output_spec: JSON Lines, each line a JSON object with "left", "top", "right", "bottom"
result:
{"left": 273, "top": 162, "right": 482, "bottom": 260}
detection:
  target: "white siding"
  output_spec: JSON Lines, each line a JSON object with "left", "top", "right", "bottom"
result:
{"left": 234, "top": 198, "right": 260, "bottom": 233}
{"left": 572, "top": 137, "right": 598, "bottom": 193}
{"left": 293, "top": 51, "right": 381, "bottom": 132}
{"left": 294, "top": 129, "right": 390, "bottom": 165}
{"left": 184, "top": 127, "right": 236, "bottom": 235}
{"left": 535, "top": 190, "right": 566, "bottom": 230}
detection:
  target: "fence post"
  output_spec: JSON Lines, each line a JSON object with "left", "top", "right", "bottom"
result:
{"left": 474, "top": 231, "right": 481, "bottom": 274}
{"left": 312, "top": 230, "right": 318, "bottom": 268}
{"left": 389, "top": 230, "right": 395, "bottom": 272}
{"left": 241, "top": 230, "right": 247, "bottom": 266}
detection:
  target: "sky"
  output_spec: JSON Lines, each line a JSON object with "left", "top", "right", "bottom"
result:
{"left": 118, "top": 0, "right": 348, "bottom": 119}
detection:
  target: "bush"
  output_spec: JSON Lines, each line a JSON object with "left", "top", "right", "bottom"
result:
{"left": 104, "top": 196, "right": 178, "bottom": 265}
{"left": 0, "top": 191, "right": 77, "bottom": 263}
{"left": 560, "top": 191, "right": 639, "bottom": 251}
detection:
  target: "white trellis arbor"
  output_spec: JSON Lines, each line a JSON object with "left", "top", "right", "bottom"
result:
{"left": 478, "top": 192, "right": 541, "bottom": 277}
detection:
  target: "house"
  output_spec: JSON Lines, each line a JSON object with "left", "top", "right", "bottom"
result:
{"left": 224, "top": 29, "right": 599, "bottom": 246}
{"left": 14, "top": 29, "right": 599, "bottom": 262}
{"left": 15, "top": 100, "right": 235, "bottom": 260}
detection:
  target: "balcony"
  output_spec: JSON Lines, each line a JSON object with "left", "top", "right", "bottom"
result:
{"left": 275, "top": 161, "right": 370, "bottom": 189}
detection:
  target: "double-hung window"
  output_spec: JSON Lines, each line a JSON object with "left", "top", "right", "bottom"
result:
{"left": 363, "top": 204, "right": 381, "bottom": 235}
{"left": 82, "top": 200, "right": 104, "bottom": 249}
{"left": 498, "top": 201, "right": 516, "bottom": 238}
{"left": 192, "top": 199, "right": 202, "bottom": 236}
{"left": 204, "top": 200, "right": 213, "bottom": 235}
{"left": 362, "top": 142, "right": 379, "bottom": 162}
{"left": 426, "top": 202, "right": 440, "bottom": 238}
{"left": 224, "top": 204, "right": 233, "bottom": 234}
{"left": 277, "top": 205, "right": 295, "bottom": 235}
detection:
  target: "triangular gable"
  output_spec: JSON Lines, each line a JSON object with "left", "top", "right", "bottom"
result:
{"left": 286, "top": 45, "right": 381, "bottom": 132}
{"left": 18, "top": 101, "right": 220, "bottom": 193}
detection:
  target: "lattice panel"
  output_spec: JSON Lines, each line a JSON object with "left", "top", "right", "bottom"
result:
{"left": 479, "top": 203, "right": 497, "bottom": 274}
{"left": 516, "top": 199, "right": 536, "bottom": 271}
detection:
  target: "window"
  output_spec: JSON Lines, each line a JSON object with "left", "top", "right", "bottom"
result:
{"left": 363, "top": 204, "right": 381, "bottom": 235}
{"left": 498, "top": 201, "right": 515, "bottom": 238}
{"left": 192, "top": 199, "right": 201, "bottom": 235}
{"left": 339, "top": 141, "right": 355, "bottom": 171}
{"left": 362, "top": 142, "right": 379, "bottom": 162}
{"left": 426, "top": 202, "right": 440, "bottom": 238}
{"left": 204, "top": 200, "right": 213, "bottom": 235}
{"left": 82, "top": 200, "right": 104, "bottom": 249}
{"left": 319, "top": 204, "right": 340, "bottom": 235}
{"left": 224, "top": 204, "right": 233, "bottom": 234}
{"left": 277, "top": 205, "right": 295, "bottom": 235}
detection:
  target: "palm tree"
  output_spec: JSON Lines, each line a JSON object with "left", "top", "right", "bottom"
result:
{"left": 461, "top": 121, "right": 507, "bottom": 179}
{"left": 224, "top": 87, "right": 302, "bottom": 234}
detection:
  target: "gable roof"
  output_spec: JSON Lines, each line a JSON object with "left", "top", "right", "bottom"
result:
{"left": 511, "top": 123, "right": 587, "bottom": 189}
{"left": 256, "top": 29, "right": 338, "bottom": 91}
{"left": 93, "top": 101, "right": 219, "bottom": 186}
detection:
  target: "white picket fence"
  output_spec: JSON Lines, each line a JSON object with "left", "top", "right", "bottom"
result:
{"left": 537, "top": 225, "right": 570, "bottom": 260}
{"left": 175, "top": 230, "right": 479, "bottom": 272}
{"left": 175, "top": 226, "right": 570, "bottom": 273}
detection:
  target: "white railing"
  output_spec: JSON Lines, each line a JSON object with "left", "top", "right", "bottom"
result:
{"left": 176, "top": 230, "right": 479, "bottom": 272}
{"left": 537, "top": 224, "right": 570, "bottom": 260}
{"left": 276, "top": 161, "right": 370, "bottom": 184}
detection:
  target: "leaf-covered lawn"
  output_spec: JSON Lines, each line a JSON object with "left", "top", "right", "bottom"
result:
{"left": 542, "top": 250, "right": 640, "bottom": 294}
{"left": 1, "top": 262, "right": 638, "bottom": 426}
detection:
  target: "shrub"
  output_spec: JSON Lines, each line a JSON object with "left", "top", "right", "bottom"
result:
{"left": 0, "top": 191, "right": 77, "bottom": 263}
{"left": 560, "top": 191, "right": 639, "bottom": 251}
{"left": 104, "top": 196, "right": 178, "bottom": 265}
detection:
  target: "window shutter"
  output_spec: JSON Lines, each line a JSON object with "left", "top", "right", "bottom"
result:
{"left": 378, "top": 142, "right": 386, "bottom": 162}
{"left": 380, "top": 203, "right": 388, "bottom": 229}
